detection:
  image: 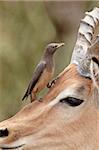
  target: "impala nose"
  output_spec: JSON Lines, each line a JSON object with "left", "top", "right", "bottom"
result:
{"left": 0, "top": 128, "right": 9, "bottom": 137}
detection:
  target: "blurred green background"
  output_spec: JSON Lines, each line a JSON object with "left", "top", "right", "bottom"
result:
{"left": 0, "top": 1, "right": 99, "bottom": 121}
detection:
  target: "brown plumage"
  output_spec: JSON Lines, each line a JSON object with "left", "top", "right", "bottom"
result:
{"left": 22, "top": 43, "right": 64, "bottom": 102}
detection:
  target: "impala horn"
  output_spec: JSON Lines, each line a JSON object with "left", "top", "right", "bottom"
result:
{"left": 71, "top": 7, "right": 99, "bottom": 78}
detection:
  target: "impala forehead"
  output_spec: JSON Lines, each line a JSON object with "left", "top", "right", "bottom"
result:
{"left": 68, "top": 83, "right": 90, "bottom": 98}
{"left": 44, "top": 64, "right": 92, "bottom": 103}
{"left": 47, "top": 84, "right": 89, "bottom": 108}
{"left": 60, "top": 80, "right": 92, "bottom": 101}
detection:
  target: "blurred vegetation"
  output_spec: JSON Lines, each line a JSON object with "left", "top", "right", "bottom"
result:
{"left": 0, "top": 1, "right": 99, "bottom": 121}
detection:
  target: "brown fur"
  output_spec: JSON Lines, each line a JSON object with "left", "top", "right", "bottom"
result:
{"left": 0, "top": 64, "right": 98, "bottom": 150}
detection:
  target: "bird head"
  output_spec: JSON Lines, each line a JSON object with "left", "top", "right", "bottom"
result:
{"left": 46, "top": 42, "right": 65, "bottom": 55}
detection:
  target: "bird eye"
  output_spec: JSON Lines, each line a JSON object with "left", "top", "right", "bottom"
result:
{"left": 60, "top": 97, "right": 84, "bottom": 107}
{"left": 54, "top": 45, "right": 57, "bottom": 48}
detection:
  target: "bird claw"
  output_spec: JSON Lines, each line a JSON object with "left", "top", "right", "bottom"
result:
{"left": 39, "top": 98, "right": 43, "bottom": 102}
{"left": 47, "top": 83, "right": 51, "bottom": 88}
{"left": 47, "top": 77, "right": 59, "bottom": 88}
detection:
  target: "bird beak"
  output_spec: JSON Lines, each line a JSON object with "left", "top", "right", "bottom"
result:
{"left": 56, "top": 43, "right": 65, "bottom": 49}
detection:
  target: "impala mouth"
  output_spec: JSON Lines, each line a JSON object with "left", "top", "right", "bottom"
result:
{"left": 0, "top": 144, "right": 25, "bottom": 149}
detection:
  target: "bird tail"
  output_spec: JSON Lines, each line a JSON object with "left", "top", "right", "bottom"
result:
{"left": 22, "top": 91, "right": 28, "bottom": 101}
{"left": 22, "top": 95, "right": 26, "bottom": 101}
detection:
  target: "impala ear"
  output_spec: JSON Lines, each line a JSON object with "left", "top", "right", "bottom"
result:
{"left": 89, "top": 35, "right": 99, "bottom": 90}
{"left": 90, "top": 57, "right": 99, "bottom": 90}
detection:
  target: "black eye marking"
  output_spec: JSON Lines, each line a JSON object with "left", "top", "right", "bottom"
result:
{"left": 92, "top": 57, "right": 99, "bottom": 66}
{"left": 0, "top": 128, "right": 9, "bottom": 137}
{"left": 60, "top": 97, "right": 84, "bottom": 107}
{"left": 85, "top": 76, "right": 91, "bottom": 80}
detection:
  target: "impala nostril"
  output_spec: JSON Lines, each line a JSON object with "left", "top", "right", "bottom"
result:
{"left": 0, "top": 128, "right": 9, "bottom": 137}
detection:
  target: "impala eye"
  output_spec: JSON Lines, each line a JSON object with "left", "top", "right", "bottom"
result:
{"left": 60, "top": 97, "right": 84, "bottom": 107}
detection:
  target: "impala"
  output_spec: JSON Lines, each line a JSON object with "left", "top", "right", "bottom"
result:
{"left": 0, "top": 7, "right": 99, "bottom": 150}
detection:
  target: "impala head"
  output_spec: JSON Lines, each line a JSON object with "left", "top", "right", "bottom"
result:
{"left": 0, "top": 7, "right": 99, "bottom": 150}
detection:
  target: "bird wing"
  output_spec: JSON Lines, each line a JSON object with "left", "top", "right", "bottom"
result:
{"left": 22, "top": 61, "right": 46, "bottom": 101}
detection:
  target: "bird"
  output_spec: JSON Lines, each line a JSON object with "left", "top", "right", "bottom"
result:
{"left": 22, "top": 42, "right": 64, "bottom": 102}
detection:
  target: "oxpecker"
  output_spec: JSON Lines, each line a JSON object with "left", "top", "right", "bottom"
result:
{"left": 22, "top": 43, "right": 64, "bottom": 102}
